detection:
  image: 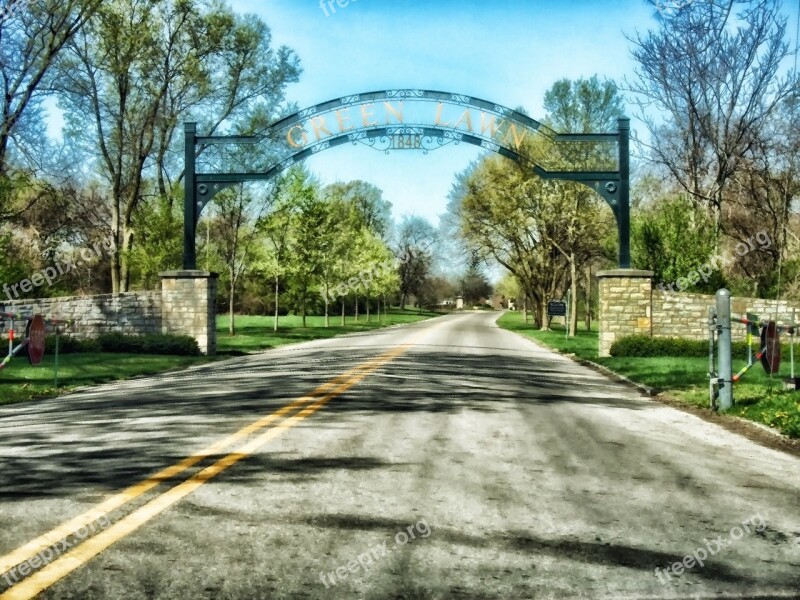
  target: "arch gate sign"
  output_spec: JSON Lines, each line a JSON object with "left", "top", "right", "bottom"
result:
{"left": 183, "top": 89, "right": 630, "bottom": 269}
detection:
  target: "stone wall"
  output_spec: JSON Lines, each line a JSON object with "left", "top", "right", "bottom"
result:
{"left": 1, "top": 271, "right": 218, "bottom": 355}
{"left": 160, "top": 271, "right": 217, "bottom": 355}
{"left": 2, "top": 292, "right": 161, "bottom": 337}
{"left": 597, "top": 269, "right": 800, "bottom": 356}
{"left": 597, "top": 270, "right": 654, "bottom": 357}
{"left": 653, "top": 291, "right": 800, "bottom": 342}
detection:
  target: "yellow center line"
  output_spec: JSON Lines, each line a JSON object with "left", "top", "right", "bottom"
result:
{"left": 0, "top": 350, "right": 390, "bottom": 578}
{"left": 0, "top": 339, "right": 416, "bottom": 600}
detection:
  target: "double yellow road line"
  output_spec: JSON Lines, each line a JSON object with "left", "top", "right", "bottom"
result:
{"left": 0, "top": 331, "right": 424, "bottom": 599}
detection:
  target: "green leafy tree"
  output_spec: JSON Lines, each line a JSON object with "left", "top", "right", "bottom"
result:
{"left": 543, "top": 75, "right": 624, "bottom": 335}
{"left": 288, "top": 170, "right": 325, "bottom": 327}
{"left": 394, "top": 216, "right": 437, "bottom": 309}
{"left": 260, "top": 176, "right": 295, "bottom": 331}
{"left": 56, "top": 0, "right": 300, "bottom": 292}
{"left": 631, "top": 195, "right": 721, "bottom": 293}
{"left": 460, "top": 254, "right": 492, "bottom": 306}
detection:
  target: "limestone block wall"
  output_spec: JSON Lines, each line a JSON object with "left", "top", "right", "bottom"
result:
{"left": 2, "top": 292, "right": 161, "bottom": 337}
{"left": 652, "top": 292, "right": 800, "bottom": 342}
{"left": 1, "top": 271, "right": 218, "bottom": 355}
{"left": 159, "top": 271, "right": 217, "bottom": 355}
{"left": 597, "top": 270, "right": 800, "bottom": 355}
{"left": 597, "top": 270, "right": 654, "bottom": 357}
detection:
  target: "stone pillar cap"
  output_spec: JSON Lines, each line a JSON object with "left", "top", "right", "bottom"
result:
{"left": 597, "top": 269, "right": 654, "bottom": 278}
{"left": 159, "top": 270, "right": 219, "bottom": 279}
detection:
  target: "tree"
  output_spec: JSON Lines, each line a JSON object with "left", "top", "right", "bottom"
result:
{"left": 460, "top": 253, "right": 492, "bottom": 306}
{"left": 627, "top": 0, "right": 794, "bottom": 239}
{"left": 543, "top": 76, "right": 624, "bottom": 335}
{"left": 631, "top": 194, "right": 721, "bottom": 293}
{"left": 212, "top": 183, "right": 275, "bottom": 335}
{"left": 0, "top": 0, "right": 101, "bottom": 179}
{"left": 261, "top": 176, "right": 295, "bottom": 331}
{"left": 288, "top": 171, "right": 325, "bottom": 327}
{"left": 496, "top": 272, "right": 522, "bottom": 311}
{"left": 460, "top": 154, "right": 568, "bottom": 329}
{"left": 323, "top": 181, "right": 392, "bottom": 240}
{"left": 56, "top": 0, "right": 300, "bottom": 292}
{"left": 394, "top": 216, "right": 437, "bottom": 309}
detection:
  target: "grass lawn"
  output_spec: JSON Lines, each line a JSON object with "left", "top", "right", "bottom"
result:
{"left": 0, "top": 309, "right": 440, "bottom": 407}
{"left": 216, "top": 309, "right": 440, "bottom": 354}
{"left": 0, "top": 353, "right": 211, "bottom": 406}
{"left": 497, "top": 311, "right": 800, "bottom": 439}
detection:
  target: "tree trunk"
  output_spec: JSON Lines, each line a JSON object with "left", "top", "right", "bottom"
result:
{"left": 324, "top": 284, "right": 329, "bottom": 327}
{"left": 355, "top": 293, "right": 359, "bottom": 321}
{"left": 341, "top": 299, "right": 345, "bottom": 326}
{"left": 569, "top": 253, "right": 577, "bottom": 337}
{"left": 540, "top": 302, "right": 549, "bottom": 331}
{"left": 400, "top": 292, "right": 407, "bottom": 310}
{"left": 228, "top": 274, "right": 236, "bottom": 335}
{"left": 110, "top": 196, "right": 121, "bottom": 293}
{"left": 366, "top": 288, "right": 371, "bottom": 322}
{"left": 522, "top": 297, "right": 527, "bottom": 323}
{"left": 584, "top": 265, "right": 592, "bottom": 332}
{"left": 273, "top": 275, "right": 279, "bottom": 332}
{"left": 302, "top": 292, "right": 306, "bottom": 328}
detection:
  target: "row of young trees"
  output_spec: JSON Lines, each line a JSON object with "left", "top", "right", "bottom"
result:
{"left": 449, "top": 0, "right": 800, "bottom": 333}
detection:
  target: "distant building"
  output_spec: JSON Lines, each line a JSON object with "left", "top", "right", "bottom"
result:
{"left": 456, "top": 296, "right": 464, "bottom": 310}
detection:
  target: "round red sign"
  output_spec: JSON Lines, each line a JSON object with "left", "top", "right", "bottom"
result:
{"left": 760, "top": 320, "right": 781, "bottom": 375}
{"left": 26, "top": 314, "right": 46, "bottom": 366}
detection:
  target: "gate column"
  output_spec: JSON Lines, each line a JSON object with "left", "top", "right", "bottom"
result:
{"left": 597, "top": 269, "right": 653, "bottom": 357}
{"left": 160, "top": 270, "right": 218, "bottom": 355}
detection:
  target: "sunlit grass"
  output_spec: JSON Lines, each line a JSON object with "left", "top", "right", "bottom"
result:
{"left": 0, "top": 353, "right": 212, "bottom": 406}
{"left": 497, "top": 311, "right": 800, "bottom": 438}
{"left": 0, "top": 309, "right": 440, "bottom": 406}
{"left": 216, "top": 309, "right": 439, "bottom": 354}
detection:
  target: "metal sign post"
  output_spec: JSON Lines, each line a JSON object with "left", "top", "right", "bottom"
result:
{"left": 547, "top": 299, "right": 567, "bottom": 331}
{"left": 715, "top": 289, "right": 733, "bottom": 411}
{"left": 746, "top": 311, "right": 758, "bottom": 365}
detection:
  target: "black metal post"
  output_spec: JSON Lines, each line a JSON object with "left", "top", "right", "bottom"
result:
{"left": 618, "top": 117, "right": 631, "bottom": 269}
{"left": 184, "top": 122, "right": 197, "bottom": 270}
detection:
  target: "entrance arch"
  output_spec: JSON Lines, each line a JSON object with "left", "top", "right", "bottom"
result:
{"left": 183, "top": 89, "right": 630, "bottom": 269}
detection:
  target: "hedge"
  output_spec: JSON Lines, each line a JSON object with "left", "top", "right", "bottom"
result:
{"left": 44, "top": 333, "right": 200, "bottom": 356}
{"left": 609, "top": 335, "right": 753, "bottom": 359}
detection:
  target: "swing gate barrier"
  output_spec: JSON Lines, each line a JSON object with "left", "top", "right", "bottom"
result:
{"left": 0, "top": 312, "right": 73, "bottom": 388}
{"left": 708, "top": 289, "right": 798, "bottom": 411}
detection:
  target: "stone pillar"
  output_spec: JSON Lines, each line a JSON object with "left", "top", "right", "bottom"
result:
{"left": 160, "top": 270, "right": 218, "bottom": 355}
{"left": 597, "top": 269, "right": 654, "bottom": 357}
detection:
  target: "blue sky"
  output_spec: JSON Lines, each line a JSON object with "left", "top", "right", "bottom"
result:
{"left": 231, "top": 0, "right": 660, "bottom": 226}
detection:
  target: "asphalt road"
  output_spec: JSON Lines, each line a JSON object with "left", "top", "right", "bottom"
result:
{"left": 0, "top": 312, "right": 798, "bottom": 600}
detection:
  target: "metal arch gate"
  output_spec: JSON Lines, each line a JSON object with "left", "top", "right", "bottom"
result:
{"left": 182, "top": 89, "right": 631, "bottom": 269}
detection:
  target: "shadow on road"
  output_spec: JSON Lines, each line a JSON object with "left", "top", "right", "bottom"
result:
{"left": 0, "top": 345, "right": 649, "bottom": 500}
